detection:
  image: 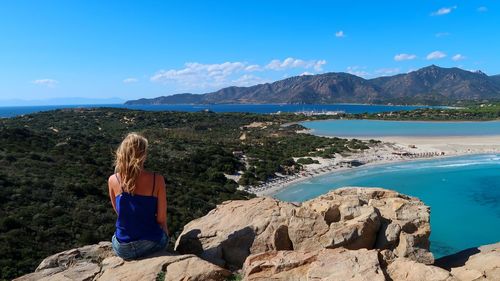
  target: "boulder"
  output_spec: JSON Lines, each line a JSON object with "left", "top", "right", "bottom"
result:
{"left": 175, "top": 187, "right": 433, "bottom": 269}
{"left": 307, "top": 187, "right": 433, "bottom": 264}
{"left": 436, "top": 242, "right": 500, "bottom": 281}
{"left": 14, "top": 242, "right": 230, "bottom": 281}
{"left": 386, "top": 259, "right": 458, "bottom": 281}
{"left": 98, "top": 254, "right": 230, "bottom": 281}
{"left": 242, "top": 248, "right": 386, "bottom": 281}
{"left": 174, "top": 197, "right": 298, "bottom": 269}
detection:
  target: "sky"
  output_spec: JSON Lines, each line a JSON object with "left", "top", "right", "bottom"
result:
{"left": 0, "top": 0, "right": 499, "bottom": 104}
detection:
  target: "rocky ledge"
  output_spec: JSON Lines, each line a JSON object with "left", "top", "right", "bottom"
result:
{"left": 15, "top": 187, "right": 500, "bottom": 281}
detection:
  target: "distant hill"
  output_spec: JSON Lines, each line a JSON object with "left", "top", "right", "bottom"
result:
{"left": 126, "top": 65, "right": 500, "bottom": 105}
{"left": 491, "top": 74, "right": 500, "bottom": 85}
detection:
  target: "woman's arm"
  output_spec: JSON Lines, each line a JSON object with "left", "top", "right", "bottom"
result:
{"left": 156, "top": 175, "right": 169, "bottom": 236}
{"left": 108, "top": 175, "right": 118, "bottom": 214}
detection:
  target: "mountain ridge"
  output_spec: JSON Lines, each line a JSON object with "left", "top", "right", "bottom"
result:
{"left": 126, "top": 65, "right": 500, "bottom": 105}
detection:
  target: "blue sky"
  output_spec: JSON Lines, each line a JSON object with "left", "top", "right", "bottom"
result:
{"left": 0, "top": 0, "right": 498, "bottom": 103}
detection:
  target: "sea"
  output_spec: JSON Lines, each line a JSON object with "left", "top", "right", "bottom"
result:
{"left": 275, "top": 119, "right": 500, "bottom": 258}
{"left": 303, "top": 119, "right": 500, "bottom": 137}
{"left": 0, "top": 103, "right": 428, "bottom": 118}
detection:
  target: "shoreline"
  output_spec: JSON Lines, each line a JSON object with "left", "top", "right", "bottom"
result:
{"left": 249, "top": 135, "right": 500, "bottom": 197}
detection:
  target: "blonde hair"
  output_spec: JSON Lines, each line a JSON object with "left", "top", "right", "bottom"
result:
{"left": 115, "top": 133, "right": 148, "bottom": 194}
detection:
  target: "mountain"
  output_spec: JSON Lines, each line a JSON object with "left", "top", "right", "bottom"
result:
{"left": 371, "top": 66, "right": 500, "bottom": 104}
{"left": 126, "top": 65, "right": 500, "bottom": 105}
{"left": 127, "top": 93, "right": 203, "bottom": 105}
{"left": 491, "top": 74, "right": 500, "bottom": 85}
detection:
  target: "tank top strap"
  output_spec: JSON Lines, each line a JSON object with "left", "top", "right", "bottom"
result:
{"left": 115, "top": 173, "right": 124, "bottom": 193}
{"left": 151, "top": 173, "right": 156, "bottom": 196}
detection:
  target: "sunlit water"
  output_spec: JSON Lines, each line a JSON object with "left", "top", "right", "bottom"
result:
{"left": 304, "top": 119, "right": 500, "bottom": 137}
{"left": 274, "top": 154, "right": 500, "bottom": 257}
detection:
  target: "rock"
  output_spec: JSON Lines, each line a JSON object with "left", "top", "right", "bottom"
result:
{"left": 436, "top": 242, "right": 500, "bottom": 281}
{"left": 35, "top": 241, "right": 114, "bottom": 272}
{"left": 175, "top": 197, "right": 297, "bottom": 269}
{"left": 309, "top": 187, "right": 433, "bottom": 264}
{"left": 14, "top": 242, "right": 230, "bottom": 281}
{"left": 98, "top": 254, "right": 230, "bottom": 281}
{"left": 242, "top": 248, "right": 386, "bottom": 281}
{"left": 175, "top": 187, "right": 433, "bottom": 269}
{"left": 386, "top": 259, "right": 458, "bottom": 281}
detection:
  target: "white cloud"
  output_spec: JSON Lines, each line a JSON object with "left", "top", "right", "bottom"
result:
{"left": 32, "top": 79, "right": 58, "bottom": 87}
{"left": 123, "top": 78, "right": 138, "bottom": 84}
{"left": 394, "top": 54, "right": 417, "bottom": 61}
{"left": 435, "top": 32, "right": 451, "bottom": 38}
{"left": 335, "top": 30, "right": 345, "bottom": 38}
{"left": 232, "top": 74, "right": 269, "bottom": 86}
{"left": 477, "top": 6, "right": 488, "bottom": 12}
{"left": 151, "top": 61, "right": 247, "bottom": 89}
{"left": 151, "top": 58, "right": 326, "bottom": 91}
{"left": 431, "top": 6, "right": 457, "bottom": 16}
{"left": 346, "top": 66, "right": 369, "bottom": 78}
{"left": 300, "top": 72, "right": 314, "bottom": 76}
{"left": 452, "top": 54, "right": 466, "bottom": 61}
{"left": 426, "top": 51, "right": 447, "bottom": 60}
{"left": 265, "top": 57, "right": 326, "bottom": 71}
{"left": 375, "top": 68, "right": 401, "bottom": 76}
{"left": 151, "top": 62, "right": 245, "bottom": 85}
{"left": 245, "top": 64, "right": 261, "bottom": 72}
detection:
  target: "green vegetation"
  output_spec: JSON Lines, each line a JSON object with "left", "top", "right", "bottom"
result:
{"left": 354, "top": 103, "right": 500, "bottom": 121}
{"left": 0, "top": 108, "right": 370, "bottom": 280}
{"left": 226, "top": 274, "right": 243, "bottom": 281}
{"left": 296, "top": 157, "right": 320, "bottom": 165}
{"left": 156, "top": 271, "right": 165, "bottom": 281}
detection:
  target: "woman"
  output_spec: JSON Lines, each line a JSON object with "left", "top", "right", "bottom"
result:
{"left": 108, "top": 133, "right": 169, "bottom": 259}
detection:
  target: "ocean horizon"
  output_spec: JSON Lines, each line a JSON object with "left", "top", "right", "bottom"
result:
{"left": 0, "top": 103, "right": 431, "bottom": 118}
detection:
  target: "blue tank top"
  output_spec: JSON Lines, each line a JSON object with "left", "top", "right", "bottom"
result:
{"left": 114, "top": 173, "right": 163, "bottom": 243}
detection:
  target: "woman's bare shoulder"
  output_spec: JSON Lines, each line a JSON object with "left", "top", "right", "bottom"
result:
{"left": 143, "top": 170, "right": 165, "bottom": 181}
{"left": 108, "top": 173, "right": 118, "bottom": 183}
{"left": 155, "top": 173, "right": 165, "bottom": 182}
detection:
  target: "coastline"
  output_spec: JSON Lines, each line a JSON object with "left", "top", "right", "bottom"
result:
{"left": 250, "top": 135, "right": 500, "bottom": 197}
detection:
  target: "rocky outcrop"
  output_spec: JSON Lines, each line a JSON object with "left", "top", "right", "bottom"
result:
{"left": 385, "top": 259, "right": 458, "bottom": 281}
{"left": 14, "top": 242, "right": 230, "bottom": 281}
{"left": 436, "top": 242, "right": 500, "bottom": 281}
{"left": 242, "top": 248, "right": 459, "bottom": 281}
{"left": 175, "top": 187, "right": 433, "bottom": 269}
{"left": 15, "top": 187, "right": 500, "bottom": 281}
{"left": 242, "top": 248, "right": 387, "bottom": 281}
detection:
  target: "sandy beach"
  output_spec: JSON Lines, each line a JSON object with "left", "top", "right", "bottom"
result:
{"left": 247, "top": 135, "right": 500, "bottom": 197}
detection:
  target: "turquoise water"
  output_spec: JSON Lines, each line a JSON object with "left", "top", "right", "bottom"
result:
{"left": 303, "top": 119, "right": 500, "bottom": 137}
{"left": 274, "top": 154, "right": 500, "bottom": 257}
{"left": 0, "top": 104, "right": 430, "bottom": 118}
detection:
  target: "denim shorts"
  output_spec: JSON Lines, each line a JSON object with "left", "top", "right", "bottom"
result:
{"left": 112, "top": 232, "right": 169, "bottom": 260}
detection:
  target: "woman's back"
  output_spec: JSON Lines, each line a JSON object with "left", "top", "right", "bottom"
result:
{"left": 111, "top": 172, "right": 163, "bottom": 243}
